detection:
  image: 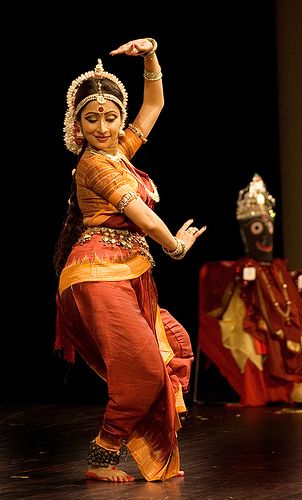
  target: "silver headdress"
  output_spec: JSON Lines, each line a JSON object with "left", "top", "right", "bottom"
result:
{"left": 64, "top": 59, "right": 128, "bottom": 154}
{"left": 236, "top": 173, "right": 276, "bottom": 220}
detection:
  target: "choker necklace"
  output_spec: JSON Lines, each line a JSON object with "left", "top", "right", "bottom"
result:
{"left": 87, "top": 145, "right": 122, "bottom": 162}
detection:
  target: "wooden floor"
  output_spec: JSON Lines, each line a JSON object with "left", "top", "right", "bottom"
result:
{"left": 1, "top": 400, "right": 302, "bottom": 500}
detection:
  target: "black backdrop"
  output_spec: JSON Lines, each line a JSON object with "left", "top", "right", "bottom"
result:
{"left": 5, "top": 1, "right": 283, "bottom": 404}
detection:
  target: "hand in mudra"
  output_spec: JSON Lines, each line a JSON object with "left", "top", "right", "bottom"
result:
{"left": 110, "top": 38, "right": 153, "bottom": 57}
{"left": 176, "top": 219, "right": 207, "bottom": 253}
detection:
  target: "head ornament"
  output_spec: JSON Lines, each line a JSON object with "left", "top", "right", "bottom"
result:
{"left": 64, "top": 59, "right": 128, "bottom": 154}
{"left": 236, "top": 173, "right": 276, "bottom": 220}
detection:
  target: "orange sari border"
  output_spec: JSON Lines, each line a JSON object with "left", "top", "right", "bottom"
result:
{"left": 59, "top": 255, "right": 151, "bottom": 295}
{"left": 126, "top": 429, "right": 181, "bottom": 481}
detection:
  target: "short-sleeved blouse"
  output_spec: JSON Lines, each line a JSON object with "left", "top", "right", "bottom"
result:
{"left": 59, "top": 127, "right": 159, "bottom": 295}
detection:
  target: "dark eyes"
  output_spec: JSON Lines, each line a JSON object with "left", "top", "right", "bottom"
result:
{"left": 86, "top": 116, "right": 117, "bottom": 123}
{"left": 249, "top": 220, "right": 274, "bottom": 235}
{"left": 106, "top": 116, "right": 118, "bottom": 123}
{"left": 86, "top": 115, "right": 118, "bottom": 124}
{"left": 249, "top": 221, "right": 264, "bottom": 235}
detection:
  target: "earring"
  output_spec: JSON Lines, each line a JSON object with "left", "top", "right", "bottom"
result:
{"left": 118, "top": 128, "right": 125, "bottom": 137}
{"left": 74, "top": 122, "right": 84, "bottom": 146}
{"left": 74, "top": 122, "right": 84, "bottom": 139}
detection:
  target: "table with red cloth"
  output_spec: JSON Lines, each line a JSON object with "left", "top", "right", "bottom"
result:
{"left": 197, "top": 258, "right": 302, "bottom": 406}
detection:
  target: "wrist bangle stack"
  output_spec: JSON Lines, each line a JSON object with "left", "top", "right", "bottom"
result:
{"left": 143, "top": 68, "right": 163, "bottom": 81}
{"left": 162, "top": 237, "right": 187, "bottom": 260}
{"left": 141, "top": 38, "right": 158, "bottom": 57}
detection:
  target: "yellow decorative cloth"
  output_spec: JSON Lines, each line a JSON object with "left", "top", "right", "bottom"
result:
{"left": 219, "top": 286, "right": 263, "bottom": 372}
{"left": 59, "top": 253, "right": 151, "bottom": 295}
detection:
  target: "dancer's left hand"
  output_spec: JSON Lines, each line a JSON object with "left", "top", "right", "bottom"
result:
{"left": 110, "top": 38, "right": 154, "bottom": 57}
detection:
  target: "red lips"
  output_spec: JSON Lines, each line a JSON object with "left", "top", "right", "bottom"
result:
{"left": 256, "top": 241, "right": 273, "bottom": 252}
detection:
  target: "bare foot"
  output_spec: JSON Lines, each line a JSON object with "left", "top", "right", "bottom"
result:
{"left": 86, "top": 465, "right": 135, "bottom": 482}
{"left": 177, "top": 470, "right": 185, "bottom": 477}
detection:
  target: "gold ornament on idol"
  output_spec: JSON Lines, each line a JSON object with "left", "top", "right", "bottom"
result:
{"left": 258, "top": 266, "right": 292, "bottom": 325}
{"left": 236, "top": 173, "right": 276, "bottom": 221}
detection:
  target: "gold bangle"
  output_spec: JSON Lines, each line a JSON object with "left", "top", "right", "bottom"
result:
{"left": 128, "top": 123, "right": 148, "bottom": 143}
{"left": 141, "top": 38, "right": 158, "bottom": 57}
{"left": 162, "top": 237, "right": 187, "bottom": 259}
{"left": 143, "top": 68, "right": 163, "bottom": 81}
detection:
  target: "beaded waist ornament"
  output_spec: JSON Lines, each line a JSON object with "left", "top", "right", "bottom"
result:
{"left": 77, "top": 226, "right": 155, "bottom": 266}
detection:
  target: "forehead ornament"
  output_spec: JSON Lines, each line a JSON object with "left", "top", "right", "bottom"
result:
{"left": 97, "top": 95, "right": 106, "bottom": 105}
{"left": 63, "top": 58, "right": 128, "bottom": 154}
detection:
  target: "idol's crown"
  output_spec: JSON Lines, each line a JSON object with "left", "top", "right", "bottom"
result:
{"left": 236, "top": 173, "right": 276, "bottom": 220}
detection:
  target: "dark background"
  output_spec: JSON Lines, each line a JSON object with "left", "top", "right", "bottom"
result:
{"left": 6, "top": 1, "right": 285, "bottom": 404}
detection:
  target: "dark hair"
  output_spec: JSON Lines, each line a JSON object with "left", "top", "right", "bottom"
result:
{"left": 53, "top": 76, "right": 124, "bottom": 277}
{"left": 53, "top": 166, "right": 85, "bottom": 277}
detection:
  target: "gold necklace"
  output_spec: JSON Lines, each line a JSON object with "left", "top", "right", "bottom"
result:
{"left": 87, "top": 145, "right": 122, "bottom": 162}
{"left": 258, "top": 265, "right": 292, "bottom": 324}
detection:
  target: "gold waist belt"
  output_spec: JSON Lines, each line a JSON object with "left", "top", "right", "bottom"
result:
{"left": 78, "top": 226, "right": 155, "bottom": 267}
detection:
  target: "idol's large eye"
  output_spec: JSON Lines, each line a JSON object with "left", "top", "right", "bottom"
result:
{"left": 249, "top": 221, "right": 264, "bottom": 235}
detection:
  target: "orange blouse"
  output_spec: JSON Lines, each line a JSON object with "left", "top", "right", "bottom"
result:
{"left": 59, "top": 127, "right": 159, "bottom": 295}
{"left": 76, "top": 127, "right": 156, "bottom": 227}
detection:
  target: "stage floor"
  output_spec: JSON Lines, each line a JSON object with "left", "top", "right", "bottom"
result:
{"left": 1, "top": 400, "right": 302, "bottom": 499}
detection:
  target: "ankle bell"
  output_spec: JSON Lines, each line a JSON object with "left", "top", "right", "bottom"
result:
{"left": 87, "top": 439, "right": 121, "bottom": 468}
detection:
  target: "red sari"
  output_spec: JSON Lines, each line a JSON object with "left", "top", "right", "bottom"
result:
{"left": 55, "top": 128, "right": 194, "bottom": 480}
